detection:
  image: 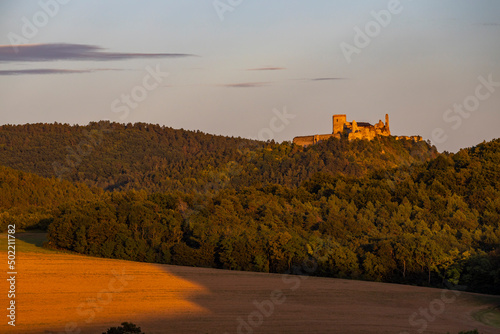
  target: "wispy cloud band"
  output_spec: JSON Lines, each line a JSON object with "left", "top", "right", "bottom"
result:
{"left": 246, "top": 67, "right": 286, "bottom": 71}
{"left": 0, "top": 68, "right": 121, "bottom": 76}
{"left": 222, "top": 82, "right": 269, "bottom": 88}
{"left": 310, "top": 77, "right": 345, "bottom": 81}
{"left": 0, "top": 43, "right": 196, "bottom": 62}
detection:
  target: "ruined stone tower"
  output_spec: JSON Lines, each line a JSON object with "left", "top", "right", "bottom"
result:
{"left": 333, "top": 114, "right": 346, "bottom": 134}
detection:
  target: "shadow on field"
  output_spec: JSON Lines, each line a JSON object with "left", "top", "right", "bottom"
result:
{"left": 16, "top": 231, "right": 48, "bottom": 247}
{"left": 15, "top": 232, "right": 500, "bottom": 333}
{"left": 150, "top": 264, "right": 500, "bottom": 334}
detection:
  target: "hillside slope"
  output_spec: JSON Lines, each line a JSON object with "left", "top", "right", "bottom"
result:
{"left": 44, "top": 139, "right": 500, "bottom": 294}
{"left": 0, "top": 122, "right": 437, "bottom": 192}
{"left": 0, "top": 137, "right": 498, "bottom": 294}
{"left": 0, "top": 164, "right": 99, "bottom": 230}
{"left": 2, "top": 233, "right": 499, "bottom": 334}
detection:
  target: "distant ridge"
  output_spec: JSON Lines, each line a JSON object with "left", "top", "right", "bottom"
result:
{"left": 0, "top": 121, "right": 436, "bottom": 192}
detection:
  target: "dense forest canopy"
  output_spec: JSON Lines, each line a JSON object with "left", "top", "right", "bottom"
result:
{"left": 0, "top": 164, "right": 100, "bottom": 229}
{"left": 0, "top": 121, "right": 437, "bottom": 192}
{"left": 0, "top": 122, "right": 498, "bottom": 295}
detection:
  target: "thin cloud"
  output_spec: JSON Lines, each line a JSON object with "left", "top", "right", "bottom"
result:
{"left": 222, "top": 82, "right": 269, "bottom": 88}
{"left": 0, "top": 43, "right": 196, "bottom": 62}
{"left": 310, "top": 77, "right": 346, "bottom": 81}
{"left": 0, "top": 68, "right": 121, "bottom": 76}
{"left": 246, "top": 67, "right": 286, "bottom": 71}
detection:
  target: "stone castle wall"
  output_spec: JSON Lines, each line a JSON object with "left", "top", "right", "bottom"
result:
{"left": 293, "top": 114, "right": 421, "bottom": 146}
{"left": 292, "top": 134, "right": 340, "bottom": 147}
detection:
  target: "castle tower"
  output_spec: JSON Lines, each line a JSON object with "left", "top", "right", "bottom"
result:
{"left": 385, "top": 114, "right": 390, "bottom": 133}
{"left": 352, "top": 120, "right": 358, "bottom": 132}
{"left": 333, "top": 114, "right": 346, "bottom": 134}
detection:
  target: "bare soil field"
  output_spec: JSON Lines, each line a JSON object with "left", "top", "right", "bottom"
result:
{"left": 1, "top": 233, "right": 499, "bottom": 334}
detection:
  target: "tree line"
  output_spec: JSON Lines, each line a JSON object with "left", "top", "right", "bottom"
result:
{"left": 0, "top": 122, "right": 497, "bottom": 294}
{"left": 39, "top": 137, "right": 499, "bottom": 294}
{"left": 0, "top": 121, "right": 437, "bottom": 192}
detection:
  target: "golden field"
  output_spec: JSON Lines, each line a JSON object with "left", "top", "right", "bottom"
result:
{"left": 1, "top": 233, "right": 499, "bottom": 334}
{"left": 1, "top": 233, "right": 208, "bottom": 333}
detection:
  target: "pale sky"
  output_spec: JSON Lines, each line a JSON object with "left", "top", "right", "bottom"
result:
{"left": 0, "top": 0, "right": 499, "bottom": 152}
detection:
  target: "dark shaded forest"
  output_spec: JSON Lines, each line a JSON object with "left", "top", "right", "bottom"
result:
{"left": 0, "top": 122, "right": 498, "bottom": 294}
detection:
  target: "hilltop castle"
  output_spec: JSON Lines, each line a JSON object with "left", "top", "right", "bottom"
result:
{"left": 293, "top": 114, "right": 421, "bottom": 146}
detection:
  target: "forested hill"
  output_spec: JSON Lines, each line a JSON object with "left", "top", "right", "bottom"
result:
{"left": 0, "top": 121, "right": 499, "bottom": 293}
{"left": 0, "top": 121, "right": 437, "bottom": 192}
{"left": 0, "top": 164, "right": 99, "bottom": 229}
{"left": 43, "top": 138, "right": 499, "bottom": 294}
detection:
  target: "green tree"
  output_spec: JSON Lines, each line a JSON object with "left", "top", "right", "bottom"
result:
{"left": 102, "top": 322, "right": 144, "bottom": 334}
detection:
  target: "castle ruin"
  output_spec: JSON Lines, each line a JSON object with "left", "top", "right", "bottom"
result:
{"left": 293, "top": 114, "right": 422, "bottom": 146}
